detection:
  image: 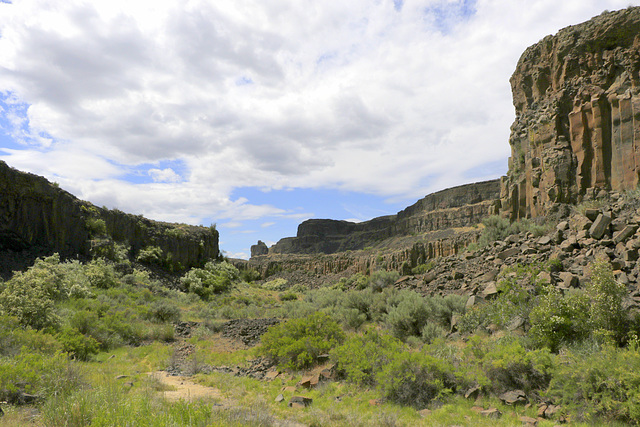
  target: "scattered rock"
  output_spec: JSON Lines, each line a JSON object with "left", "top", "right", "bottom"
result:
{"left": 275, "top": 394, "right": 285, "bottom": 403}
{"left": 590, "top": 214, "right": 612, "bottom": 240}
{"left": 520, "top": 415, "right": 538, "bottom": 426}
{"left": 464, "top": 385, "right": 481, "bottom": 400}
{"left": 220, "top": 318, "right": 280, "bottom": 346}
{"left": 499, "top": 390, "right": 527, "bottom": 405}
{"left": 288, "top": 396, "right": 313, "bottom": 408}
{"left": 480, "top": 408, "right": 502, "bottom": 419}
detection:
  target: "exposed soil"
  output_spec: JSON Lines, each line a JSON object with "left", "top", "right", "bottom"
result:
{"left": 150, "top": 370, "right": 228, "bottom": 403}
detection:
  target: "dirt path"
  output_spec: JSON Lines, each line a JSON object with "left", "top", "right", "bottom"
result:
{"left": 149, "top": 371, "right": 229, "bottom": 403}
{"left": 150, "top": 370, "right": 307, "bottom": 427}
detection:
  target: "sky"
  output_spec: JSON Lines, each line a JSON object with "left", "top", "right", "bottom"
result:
{"left": 0, "top": 0, "right": 638, "bottom": 259}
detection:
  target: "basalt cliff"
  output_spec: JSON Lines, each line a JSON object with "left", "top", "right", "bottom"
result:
{"left": 247, "top": 7, "right": 640, "bottom": 278}
{"left": 501, "top": 7, "right": 640, "bottom": 219}
{"left": 266, "top": 180, "right": 500, "bottom": 256}
{"left": 0, "top": 161, "right": 219, "bottom": 277}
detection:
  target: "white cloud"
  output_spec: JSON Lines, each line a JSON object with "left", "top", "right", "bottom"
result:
{"left": 149, "top": 168, "right": 181, "bottom": 183}
{"left": 0, "top": 0, "right": 637, "bottom": 228}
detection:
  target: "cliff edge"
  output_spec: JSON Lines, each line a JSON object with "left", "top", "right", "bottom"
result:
{"left": 501, "top": 7, "right": 640, "bottom": 219}
{"left": 0, "top": 161, "right": 219, "bottom": 276}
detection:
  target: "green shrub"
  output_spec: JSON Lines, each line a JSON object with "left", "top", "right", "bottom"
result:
{"left": 84, "top": 259, "right": 118, "bottom": 289}
{"left": 0, "top": 316, "right": 62, "bottom": 357}
{"left": 385, "top": 291, "right": 430, "bottom": 340}
{"left": 262, "top": 278, "right": 288, "bottom": 291}
{"left": 369, "top": 270, "right": 399, "bottom": 292}
{"left": 57, "top": 327, "right": 99, "bottom": 361}
{"left": 260, "top": 312, "right": 345, "bottom": 370}
{"left": 180, "top": 261, "right": 239, "bottom": 299}
{"left": 147, "top": 301, "right": 181, "bottom": 323}
{"left": 0, "top": 350, "right": 84, "bottom": 403}
{"left": 0, "top": 255, "right": 70, "bottom": 330}
{"left": 335, "top": 307, "right": 367, "bottom": 330}
{"left": 411, "top": 262, "right": 435, "bottom": 275}
{"left": 481, "top": 338, "right": 553, "bottom": 395}
{"left": 240, "top": 268, "right": 261, "bottom": 283}
{"left": 377, "top": 350, "right": 456, "bottom": 408}
{"left": 420, "top": 322, "right": 447, "bottom": 344}
{"left": 331, "top": 329, "right": 404, "bottom": 386}
{"left": 586, "top": 259, "right": 628, "bottom": 343}
{"left": 136, "top": 246, "right": 166, "bottom": 266}
{"left": 529, "top": 286, "right": 590, "bottom": 352}
{"left": 279, "top": 291, "right": 298, "bottom": 301}
{"left": 86, "top": 217, "right": 107, "bottom": 236}
{"left": 548, "top": 342, "right": 640, "bottom": 423}
{"left": 478, "top": 216, "right": 551, "bottom": 247}
{"left": 335, "top": 272, "right": 369, "bottom": 290}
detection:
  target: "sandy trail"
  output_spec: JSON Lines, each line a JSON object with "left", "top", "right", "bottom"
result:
{"left": 150, "top": 371, "right": 228, "bottom": 403}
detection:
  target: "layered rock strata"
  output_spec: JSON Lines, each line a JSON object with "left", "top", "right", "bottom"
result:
{"left": 502, "top": 7, "right": 640, "bottom": 219}
{"left": 267, "top": 179, "right": 500, "bottom": 255}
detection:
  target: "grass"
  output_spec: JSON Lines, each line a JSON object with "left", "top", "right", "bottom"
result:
{"left": 1, "top": 253, "right": 639, "bottom": 426}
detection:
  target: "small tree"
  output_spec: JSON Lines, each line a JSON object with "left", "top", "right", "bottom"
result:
{"left": 587, "top": 259, "right": 628, "bottom": 343}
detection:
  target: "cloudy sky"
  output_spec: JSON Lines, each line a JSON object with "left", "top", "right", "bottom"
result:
{"left": 0, "top": 0, "right": 637, "bottom": 258}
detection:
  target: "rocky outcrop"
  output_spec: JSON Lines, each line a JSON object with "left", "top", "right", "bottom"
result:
{"left": 0, "top": 161, "right": 219, "bottom": 275}
{"left": 501, "top": 7, "right": 640, "bottom": 219}
{"left": 250, "top": 240, "right": 269, "bottom": 257}
{"left": 266, "top": 180, "right": 500, "bottom": 255}
{"left": 0, "top": 161, "right": 90, "bottom": 258}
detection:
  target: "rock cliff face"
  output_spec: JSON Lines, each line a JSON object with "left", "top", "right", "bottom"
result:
{"left": 501, "top": 7, "right": 640, "bottom": 219}
{"left": 0, "top": 161, "right": 219, "bottom": 275}
{"left": 267, "top": 179, "right": 500, "bottom": 255}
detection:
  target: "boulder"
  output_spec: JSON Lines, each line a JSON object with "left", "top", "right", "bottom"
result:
{"left": 499, "top": 390, "right": 527, "bottom": 405}
{"left": 614, "top": 225, "right": 638, "bottom": 244}
{"left": 288, "top": 396, "right": 313, "bottom": 408}
{"left": 590, "top": 214, "right": 612, "bottom": 240}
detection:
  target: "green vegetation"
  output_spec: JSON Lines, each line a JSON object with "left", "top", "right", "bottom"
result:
{"left": 260, "top": 312, "right": 345, "bottom": 370}
{"left": 477, "top": 215, "right": 553, "bottom": 247}
{"left": 1, "top": 243, "right": 639, "bottom": 426}
{"left": 180, "top": 260, "right": 239, "bottom": 299}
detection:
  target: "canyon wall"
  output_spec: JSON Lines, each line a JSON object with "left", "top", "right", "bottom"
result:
{"left": 501, "top": 7, "right": 640, "bottom": 219}
{"left": 267, "top": 179, "right": 500, "bottom": 255}
{"left": 0, "top": 161, "right": 219, "bottom": 273}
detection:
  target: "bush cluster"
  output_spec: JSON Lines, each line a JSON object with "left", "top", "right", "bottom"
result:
{"left": 180, "top": 261, "right": 240, "bottom": 299}
{"left": 260, "top": 312, "right": 345, "bottom": 370}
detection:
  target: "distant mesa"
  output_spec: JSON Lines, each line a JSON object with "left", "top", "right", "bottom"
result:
{"left": 257, "top": 179, "right": 501, "bottom": 256}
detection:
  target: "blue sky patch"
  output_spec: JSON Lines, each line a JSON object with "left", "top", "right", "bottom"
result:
{"left": 115, "top": 158, "right": 189, "bottom": 184}
{"left": 393, "top": 0, "right": 403, "bottom": 12}
{"left": 425, "top": 0, "right": 477, "bottom": 34}
{"left": 235, "top": 76, "right": 253, "bottom": 86}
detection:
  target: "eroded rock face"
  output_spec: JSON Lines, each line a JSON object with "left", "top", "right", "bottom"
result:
{"left": 502, "top": 7, "right": 640, "bottom": 219}
{"left": 268, "top": 180, "right": 500, "bottom": 255}
{"left": 251, "top": 240, "right": 269, "bottom": 257}
{"left": 0, "top": 161, "right": 219, "bottom": 274}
